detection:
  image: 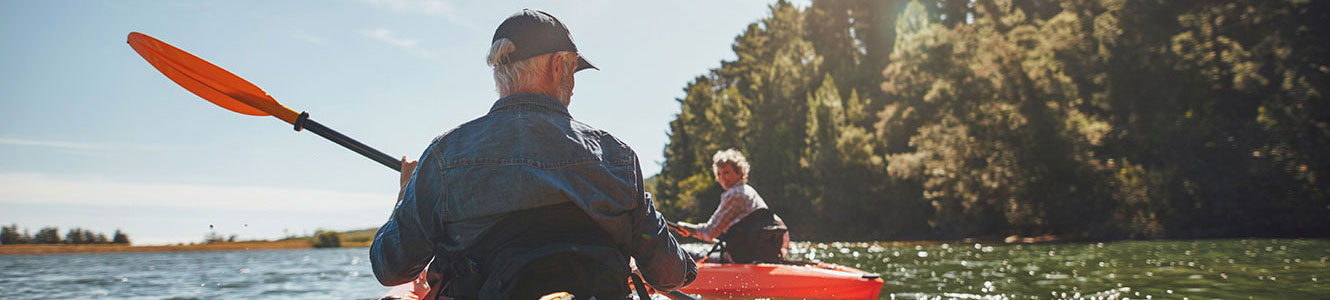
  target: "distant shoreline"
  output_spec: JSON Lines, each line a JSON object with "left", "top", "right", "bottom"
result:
{"left": 0, "top": 240, "right": 369, "bottom": 256}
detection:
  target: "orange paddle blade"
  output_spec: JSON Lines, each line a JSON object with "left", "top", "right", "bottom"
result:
{"left": 127, "top": 32, "right": 299, "bottom": 124}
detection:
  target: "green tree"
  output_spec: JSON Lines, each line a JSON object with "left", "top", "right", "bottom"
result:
{"left": 65, "top": 228, "right": 85, "bottom": 244}
{"left": 112, "top": 229, "right": 131, "bottom": 244}
{"left": 33, "top": 227, "right": 61, "bottom": 244}
{"left": 1, "top": 224, "right": 29, "bottom": 245}
{"left": 655, "top": 0, "right": 1329, "bottom": 241}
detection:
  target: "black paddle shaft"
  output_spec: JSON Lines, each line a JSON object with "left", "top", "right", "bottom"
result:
{"left": 293, "top": 112, "right": 402, "bottom": 172}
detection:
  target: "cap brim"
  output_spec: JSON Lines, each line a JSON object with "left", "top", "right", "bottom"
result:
{"left": 575, "top": 55, "right": 597, "bottom": 72}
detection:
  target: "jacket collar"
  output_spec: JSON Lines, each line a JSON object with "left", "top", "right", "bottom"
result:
{"left": 489, "top": 93, "right": 570, "bottom": 117}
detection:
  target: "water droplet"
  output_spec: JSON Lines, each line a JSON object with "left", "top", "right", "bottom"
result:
{"left": 918, "top": 251, "right": 928, "bottom": 258}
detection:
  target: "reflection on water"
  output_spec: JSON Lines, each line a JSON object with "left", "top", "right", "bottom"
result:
{"left": 0, "top": 240, "right": 1326, "bottom": 299}
{"left": 784, "top": 239, "right": 1329, "bottom": 300}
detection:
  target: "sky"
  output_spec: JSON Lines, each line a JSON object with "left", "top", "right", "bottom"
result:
{"left": 0, "top": 0, "right": 806, "bottom": 245}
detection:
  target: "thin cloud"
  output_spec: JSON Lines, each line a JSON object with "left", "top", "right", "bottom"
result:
{"left": 292, "top": 30, "right": 327, "bottom": 45}
{"left": 0, "top": 138, "right": 157, "bottom": 152}
{"left": 360, "top": 28, "right": 444, "bottom": 63}
{"left": 362, "top": 28, "right": 417, "bottom": 48}
{"left": 0, "top": 172, "right": 383, "bottom": 212}
{"left": 362, "top": 0, "right": 457, "bottom": 18}
{"left": 0, "top": 138, "right": 102, "bottom": 150}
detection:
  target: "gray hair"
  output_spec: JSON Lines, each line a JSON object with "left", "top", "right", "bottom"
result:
{"left": 712, "top": 148, "right": 750, "bottom": 180}
{"left": 486, "top": 38, "right": 577, "bottom": 96}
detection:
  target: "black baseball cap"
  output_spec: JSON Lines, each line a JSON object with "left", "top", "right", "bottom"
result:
{"left": 492, "top": 9, "right": 597, "bottom": 72}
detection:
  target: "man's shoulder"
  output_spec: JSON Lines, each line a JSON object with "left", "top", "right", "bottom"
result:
{"left": 419, "top": 114, "right": 494, "bottom": 159}
{"left": 569, "top": 119, "right": 635, "bottom": 148}
{"left": 573, "top": 121, "right": 640, "bottom": 166}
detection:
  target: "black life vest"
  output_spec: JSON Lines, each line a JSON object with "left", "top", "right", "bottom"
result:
{"left": 717, "top": 208, "right": 787, "bottom": 263}
{"left": 434, "top": 202, "right": 629, "bottom": 300}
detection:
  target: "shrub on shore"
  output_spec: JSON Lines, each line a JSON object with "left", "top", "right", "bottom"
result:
{"left": 312, "top": 230, "right": 342, "bottom": 248}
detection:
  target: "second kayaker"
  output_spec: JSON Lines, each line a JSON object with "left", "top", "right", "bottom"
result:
{"left": 370, "top": 9, "right": 697, "bottom": 299}
{"left": 672, "top": 149, "right": 791, "bottom": 263}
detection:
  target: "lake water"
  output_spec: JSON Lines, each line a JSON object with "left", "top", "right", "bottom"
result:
{"left": 1, "top": 239, "right": 1326, "bottom": 299}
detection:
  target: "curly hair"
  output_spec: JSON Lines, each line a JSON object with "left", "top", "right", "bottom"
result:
{"left": 711, "top": 148, "right": 750, "bottom": 181}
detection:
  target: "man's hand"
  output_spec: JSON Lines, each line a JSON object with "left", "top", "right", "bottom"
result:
{"left": 397, "top": 156, "right": 419, "bottom": 201}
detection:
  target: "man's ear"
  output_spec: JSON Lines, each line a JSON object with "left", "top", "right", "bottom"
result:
{"left": 549, "top": 53, "right": 569, "bottom": 80}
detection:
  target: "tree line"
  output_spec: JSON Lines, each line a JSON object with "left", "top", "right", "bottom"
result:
{"left": 1, "top": 224, "right": 130, "bottom": 245}
{"left": 650, "top": 0, "right": 1329, "bottom": 241}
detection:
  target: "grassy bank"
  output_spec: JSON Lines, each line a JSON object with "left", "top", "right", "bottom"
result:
{"left": 0, "top": 227, "right": 381, "bottom": 255}
{"left": 0, "top": 239, "right": 317, "bottom": 255}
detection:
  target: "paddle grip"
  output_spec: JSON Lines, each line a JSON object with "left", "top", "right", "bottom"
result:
{"left": 294, "top": 113, "right": 403, "bottom": 172}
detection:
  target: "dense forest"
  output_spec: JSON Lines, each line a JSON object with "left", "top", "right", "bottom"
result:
{"left": 650, "top": 0, "right": 1329, "bottom": 241}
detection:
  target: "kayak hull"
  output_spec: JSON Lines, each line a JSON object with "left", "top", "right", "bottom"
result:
{"left": 678, "top": 262, "right": 883, "bottom": 299}
{"left": 382, "top": 262, "right": 884, "bottom": 300}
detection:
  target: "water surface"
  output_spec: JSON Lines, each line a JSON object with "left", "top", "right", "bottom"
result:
{"left": 790, "top": 239, "right": 1330, "bottom": 299}
{"left": 0, "top": 248, "right": 377, "bottom": 299}
{"left": 1, "top": 239, "right": 1326, "bottom": 299}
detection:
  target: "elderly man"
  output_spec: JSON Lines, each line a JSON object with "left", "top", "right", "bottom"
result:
{"left": 672, "top": 149, "right": 790, "bottom": 263}
{"left": 371, "top": 9, "right": 696, "bottom": 299}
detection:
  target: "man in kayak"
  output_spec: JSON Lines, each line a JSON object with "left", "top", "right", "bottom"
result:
{"left": 671, "top": 149, "right": 790, "bottom": 263}
{"left": 371, "top": 9, "right": 696, "bottom": 299}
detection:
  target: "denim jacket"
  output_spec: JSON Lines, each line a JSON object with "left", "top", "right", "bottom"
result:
{"left": 371, "top": 94, "right": 697, "bottom": 291}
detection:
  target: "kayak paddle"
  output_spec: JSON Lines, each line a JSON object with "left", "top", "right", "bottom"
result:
{"left": 126, "top": 32, "right": 402, "bottom": 172}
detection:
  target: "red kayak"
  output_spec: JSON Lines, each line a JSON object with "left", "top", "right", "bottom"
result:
{"left": 380, "top": 261, "right": 883, "bottom": 299}
{"left": 677, "top": 262, "right": 883, "bottom": 299}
